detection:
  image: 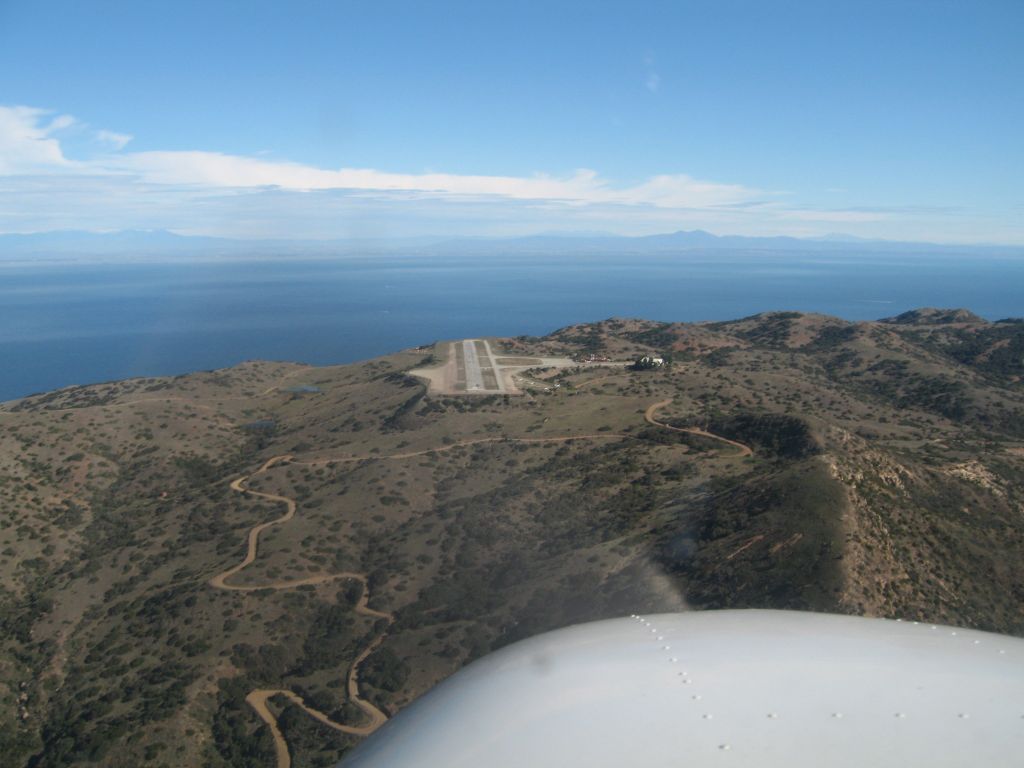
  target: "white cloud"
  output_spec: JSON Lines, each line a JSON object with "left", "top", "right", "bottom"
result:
{"left": 616, "top": 174, "right": 762, "bottom": 208}
{"left": 95, "top": 129, "right": 133, "bottom": 150}
{"left": 0, "top": 104, "right": 761, "bottom": 210}
{"left": 0, "top": 106, "right": 75, "bottom": 174}
{"left": 1, "top": 105, "right": 761, "bottom": 209}
{"left": 98, "top": 150, "right": 765, "bottom": 210}
{"left": 47, "top": 114, "right": 76, "bottom": 132}
{"left": 0, "top": 104, "right": 1015, "bottom": 243}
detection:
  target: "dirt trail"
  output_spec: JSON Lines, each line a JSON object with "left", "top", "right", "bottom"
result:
{"left": 245, "top": 576, "right": 393, "bottom": 767}
{"left": 575, "top": 373, "right": 618, "bottom": 389}
{"left": 210, "top": 454, "right": 395, "bottom": 767}
{"left": 259, "top": 366, "right": 315, "bottom": 396}
{"left": 210, "top": 434, "right": 633, "bottom": 591}
{"left": 245, "top": 691, "right": 291, "bottom": 768}
{"left": 208, "top": 455, "right": 297, "bottom": 590}
{"left": 725, "top": 534, "right": 765, "bottom": 560}
{"left": 208, "top": 413, "right": 714, "bottom": 766}
{"left": 644, "top": 399, "right": 753, "bottom": 457}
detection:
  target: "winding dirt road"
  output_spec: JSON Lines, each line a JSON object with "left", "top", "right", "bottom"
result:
{"left": 209, "top": 433, "right": 634, "bottom": 767}
{"left": 210, "top": 455, "right": 397, "bottom": 767}
{"left": 208, "top": 404, "right": 748, "bottom": 766}
{"left": 245, "top": 579, "right": 393, "bottom": 767}
{"left": 644, "top": 399, "right": 753, "bottom": 457}
{"left": 208, "top": 455, "right": 298, "bottom": 590}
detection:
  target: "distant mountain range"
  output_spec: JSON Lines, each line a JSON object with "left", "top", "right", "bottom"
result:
{"left": 1, "top": 228, "right": 1020, "bottom": 259}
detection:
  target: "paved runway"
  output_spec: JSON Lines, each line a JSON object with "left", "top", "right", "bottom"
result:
{"left": 462, "top": 340, "right": 485, "bottom": 391}
{"left": 409, "top": 338, "right": 580, "bottom": 395}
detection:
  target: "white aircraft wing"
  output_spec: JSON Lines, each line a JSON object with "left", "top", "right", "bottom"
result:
{"left": 340, "top": 609, "right": 1024, "bottom": 767}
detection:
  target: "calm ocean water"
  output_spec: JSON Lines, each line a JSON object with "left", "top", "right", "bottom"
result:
{"left": 1, "top": 252, "right": 1022, "bottom": 401}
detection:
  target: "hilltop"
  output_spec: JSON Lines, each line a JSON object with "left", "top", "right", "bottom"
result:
{"left": 1, "top": 308, "right": 1023, "bottom": 767}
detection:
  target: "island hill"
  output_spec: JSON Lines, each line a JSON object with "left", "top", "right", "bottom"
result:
{"left": 2, "top": 308, "right": 1023, "bottom": 767}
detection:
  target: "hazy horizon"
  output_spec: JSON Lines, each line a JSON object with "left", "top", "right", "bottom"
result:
{"left": 3, "top": 226, "right": 1023, "bottom": 250}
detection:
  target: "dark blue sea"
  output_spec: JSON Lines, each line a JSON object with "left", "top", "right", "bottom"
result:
{"left": 1, "top": 251, "right": 1022, "bottom": 401}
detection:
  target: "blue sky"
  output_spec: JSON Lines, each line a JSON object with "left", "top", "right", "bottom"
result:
{"left": 1, "top": 0, "right": 1021, "bottom": 242}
